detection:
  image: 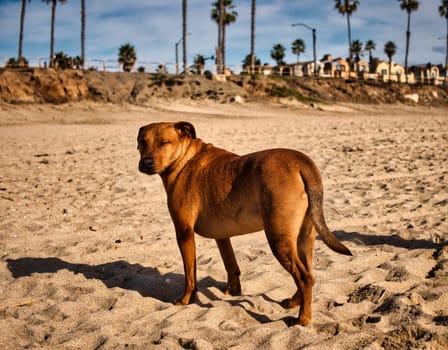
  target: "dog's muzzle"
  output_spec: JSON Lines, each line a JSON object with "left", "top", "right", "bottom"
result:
{"left": 139, "top": 156, "right": 156, "bottom": 174}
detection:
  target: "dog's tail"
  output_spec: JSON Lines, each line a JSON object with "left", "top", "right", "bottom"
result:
{"left": 300, "top": 159, "right": 352, "bottom": 256}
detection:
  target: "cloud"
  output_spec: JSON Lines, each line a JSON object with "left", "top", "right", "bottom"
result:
{"left": 432, "top": 46, "right": 445, "bottom": 54}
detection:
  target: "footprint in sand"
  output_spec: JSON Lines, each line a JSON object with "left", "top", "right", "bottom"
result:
{"left": 384, "top": 266, "right": 409, "bottom": 282}
{"left": 348, "top": 284, "right": 388, "bottom": 304}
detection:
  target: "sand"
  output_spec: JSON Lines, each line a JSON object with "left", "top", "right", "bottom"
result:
{"left": 0, "top": 101, "right": 447, "bottom": 349}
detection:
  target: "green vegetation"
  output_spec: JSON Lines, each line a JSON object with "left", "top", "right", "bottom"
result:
{"left": 6, "top": 56, "right": 28, "bottom": 68}
{"left": 54, "top": 51, "right": 82, "bottom": 70}
{"left": 211, "top": 0, "right": 238, "bottom": 73}
{"left": 334, "top": 0, "right": 360, "bottom": 67}
{"left": 118, "top": 43, "right": 137, "bottom": 72}
{"left": 268, "top": 84, "right": 322, "bottom": 104}
{"left": 271, "top": 44, "right": 286, "bottom": 66}
{"left": 291, "top": 39, "right": 306, "bottom": 63}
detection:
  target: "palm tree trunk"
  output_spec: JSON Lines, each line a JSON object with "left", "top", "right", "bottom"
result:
{"left": 18, "top": 0, "right": 27, "bottom": 64}
{"left": 217, "top": 0, "right": 223, "bottom": 74}
{"left": 222, "top": 22, "right": 226, "bottom": 73}
{"left": 81, "top": 0, "right": 85, "bottom": 69}
{"left": 250, "top": 0, "right": 256, "bottom": 74}
{"left": 50, "top": 0, "right": 56, "bottom": 68}
{"left": 356, "top": 56, "right": 360, "bottom": 77}
{"left": 445, "top": 16, "right": 448, "bottom": 87}
{"left": 389, "top": 59, "right": 392, "bottom": 83}
{"left": 182, "top": 0, "right": 187, "bottom": 75}
{"left": 346, "top": 14, "right": 352, "bottom": 76}
{"left": 404, "top": 12, "right": 411, "bottom": 84}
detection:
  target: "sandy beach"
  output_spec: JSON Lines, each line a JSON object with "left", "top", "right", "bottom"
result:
{"left": 0, "top": 101, "right": 447, "bottom": 349}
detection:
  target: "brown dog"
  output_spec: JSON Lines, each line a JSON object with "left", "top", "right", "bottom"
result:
{"left": 137, "top": 121, "right": 352, "bottom": 326}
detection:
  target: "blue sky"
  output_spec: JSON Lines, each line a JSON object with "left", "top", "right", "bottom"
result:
{"left": 0, "top": 0, "right": 446, "bottom": 72}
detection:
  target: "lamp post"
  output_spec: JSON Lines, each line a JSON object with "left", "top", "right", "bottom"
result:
{"left": 175, "top": 32, "right": 191, "bottom": 75}
{"left": 291, "top": 23, "right": 317, "bottom": 76}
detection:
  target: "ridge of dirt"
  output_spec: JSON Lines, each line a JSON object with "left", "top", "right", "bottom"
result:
{"left": 1, "top": 68, "right": 447, "bottom": 107}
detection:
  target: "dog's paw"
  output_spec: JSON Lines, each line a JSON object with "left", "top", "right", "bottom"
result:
{"left": 280, "top": 298, "right": 301, "bottom": 309}
{"left": 294, "top": 316, "right": 312, "bottom": 327}
{"left": 174, "top": 291, "right": 196, "bottom": 305}
{"left": 223, "top": 279, "right": 241, "bottom": 296}
{"left": 223, "top": 286, "right": 241, "bottom": 296}
{"left": 174, "top": 298, "right": 189, "bottom": 305}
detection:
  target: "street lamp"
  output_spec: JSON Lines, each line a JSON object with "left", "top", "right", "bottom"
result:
{"left": 291, "top": 23, "right": 317, "bottom": 76}
{"left": 175, "top": 32, "right": 191, "bottom": 75}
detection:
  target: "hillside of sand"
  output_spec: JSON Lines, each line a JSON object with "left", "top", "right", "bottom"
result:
{"left": 1, "top": 68, "right": 447, "bottom": 107}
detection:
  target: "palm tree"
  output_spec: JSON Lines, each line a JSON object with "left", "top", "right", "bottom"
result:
{"left": 182, "top": 0, "right": 188, "bottom": 75}
{"left": 271, "top": 43, "right": 286, "bottom": 66}
{"left": 43, "top": 0, "right": 67, "bottom": 68}
{"left": 211, "top": 0, "right": 238, "bottom": 74}
{"left": 7, "top": 56, "right": 28, "bottom": 68}
{"left": 291, "top": 39, "right": 306, "bottom": 63}
{"left": 223, "top": 1, "right": 238, "bottom": 72}
{"left": 384, "top": 41, "right": 397, "bottom": 82}
{"left": 118, "top": 43, "right": 137, "bottom": 72}
{"left": 81, "top": 0, "right": 85, "bottom": 69}
{"left": 334, "top": 0, "right": 360, "bottom": 72}
{"left": 250, "top": 0, "right": 256, "bottom": 73}
{"left": 193, "top": 54, "right": 205, "bottom": 75}
{"left": 351, "top": 39, "right": 363, "bottom": 76}
{"left": 54, "top": 51, "right": 72, "bottom": 69}
{"left": 398, "top": 0, "right": 419, "bottom": 83}
{"left": 73, "top": 55, "right": 82, "bottom": 69}
{"left": 18, "top": 0, "right": 31, "bottom": 66}
{"left": 364, "top": 39, "right": 376, "bottom": 72}
{"left": 156, "top": 64, "right": 168, "bottom": 74}
{"left": 439, "top": 0, "right": 448, "bottom": 86}
{"left": 242, "top": 53, "right": 261, "bottom": 72}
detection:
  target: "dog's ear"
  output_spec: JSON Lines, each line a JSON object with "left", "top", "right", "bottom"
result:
{"left": 137, "top": 126, "right": 145, "bottom": 149}
{"left": 175, "top": 121, "right": 196, "bottom": 139}
{"left": 137, "top": 126, "right": 144, "bottom": 142}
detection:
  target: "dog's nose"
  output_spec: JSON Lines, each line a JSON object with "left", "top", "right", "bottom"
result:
{"left": 139, "top": 157, "right": 155, "bottom": 174}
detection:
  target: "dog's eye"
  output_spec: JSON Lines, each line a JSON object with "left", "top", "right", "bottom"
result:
{"left": 160, "top": 140, "right": 171, "bottom": 146}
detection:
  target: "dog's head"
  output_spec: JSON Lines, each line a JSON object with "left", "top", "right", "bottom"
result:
{"left": 137, "top": 121, "right": 196, "bottom": 175}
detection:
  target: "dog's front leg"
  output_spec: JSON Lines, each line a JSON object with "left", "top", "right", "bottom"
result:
{"left": 174, "top": 226, "right": 197, "bottom": 305}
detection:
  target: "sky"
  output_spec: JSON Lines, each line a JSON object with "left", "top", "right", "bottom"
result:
{"left": 0, "top": 0, "right": 446, "bottom": 72}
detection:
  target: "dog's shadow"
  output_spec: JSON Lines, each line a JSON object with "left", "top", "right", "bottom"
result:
{"left": 6, "top": 257, "right": 184, "bottom": 303}
{"left": 6, "top": 257, "right": 283, "bottom": 324}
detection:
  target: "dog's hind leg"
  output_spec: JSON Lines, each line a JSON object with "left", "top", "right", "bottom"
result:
{"left": 292, "top": 210, "right": 317, "bottom": 324}
{"left": 216, "top": 238, "right": 241, "bottom": 295}
{"left": 263, "top": 196, "right": 314, "bottom": 325}
{"left": 265, "top": 231, "right": 314, "bottom": 325}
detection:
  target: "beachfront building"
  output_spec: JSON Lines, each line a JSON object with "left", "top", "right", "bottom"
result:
{"left": 353, "top": 59, "right": 370, "bottom": 77}
{"left": 411, "top": 65, "right": 440, "bottom": 85}
{"left": 374, "top": 61, "right": 414, "bottom": 83}
{"left": 283, "top": 61, "right": 322, "bottom": 77}
{"left": 320, "top": 55, "right": 349, "bottom": 78}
